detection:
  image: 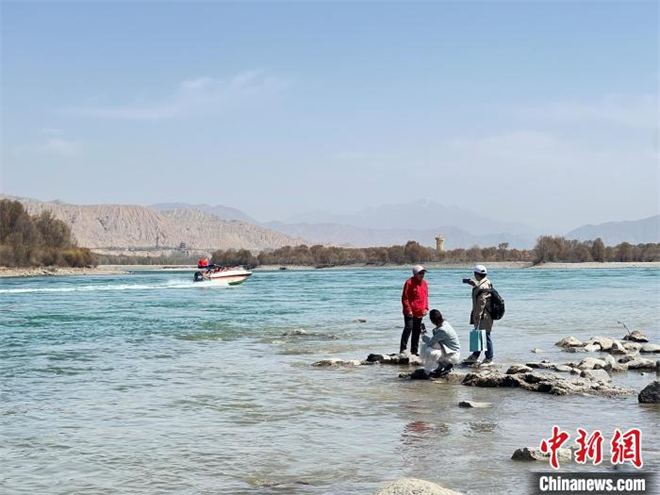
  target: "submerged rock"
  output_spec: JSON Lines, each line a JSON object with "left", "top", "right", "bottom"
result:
{"left": 531, "top": 348, "right": 543, "bottom": 354}
{"left": 355, "top": 318, "right": 367, "bottom": 323}
{"left": 556, "top": 336, "right": 584, "bottom": 348}
{"left": 373, "top": 478, "right": 464, "bottom": 495}
{"left": 638, "top": 381, "right": 660, "bottom": 404}
{"left": 512, "top": 447, "right": 572, "bottom": 463}
{"left": 623, "top": 330, "right": 649, "bottom": 343}
{"left": 311, "top": 358, "right": 362, "bottom": 367}
{"left": 282, "top": 329, "right": 308, "bottom": 336}
{"left": 458, "top": 400, "right": 491, "bottom": 408}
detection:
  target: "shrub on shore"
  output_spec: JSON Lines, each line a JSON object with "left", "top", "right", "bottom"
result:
{"left": 0, "top": 199, "right": 96, "bottom": 267}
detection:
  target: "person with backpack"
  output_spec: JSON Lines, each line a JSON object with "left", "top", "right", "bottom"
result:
{"left": 465, "top": 264, "right": 500, "bottom": 364}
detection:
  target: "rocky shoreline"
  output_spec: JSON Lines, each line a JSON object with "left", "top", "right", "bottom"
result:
{"left": 312, "top": 330, "right": 660, "bottom": 401}
{"left": 0, "top": 266, "right": 128, "bottom": 278}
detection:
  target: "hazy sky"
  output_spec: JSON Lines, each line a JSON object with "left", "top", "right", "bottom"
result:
{"left": 1, "top": 1, "right": 658, "bottom": 232}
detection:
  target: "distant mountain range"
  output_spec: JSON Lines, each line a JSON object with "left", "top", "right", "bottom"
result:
{"left": 2, "top": 196, "right": 302, "bottom": 251}
{"left": 566, "top": 215, "right": 660, "bottom": 245}
{"left": 3, "top": 195, "right": 656, "bottom": 251}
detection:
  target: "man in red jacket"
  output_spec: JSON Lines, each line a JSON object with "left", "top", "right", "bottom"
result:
{"left": 400, "top": 265, "right": 429, "bottom": 355}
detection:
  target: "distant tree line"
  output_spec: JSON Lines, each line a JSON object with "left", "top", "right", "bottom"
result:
{"left": 532, "top": 236, "right": 660, "bottom": 263}
{"left": 94, "top": 253, "right": 201, "bottom": 265}
{"left": 0, "top": 199, "right": 95, "bottom": 267}
{"left": 209, "top": 238, "right": 660, "bottom": 268}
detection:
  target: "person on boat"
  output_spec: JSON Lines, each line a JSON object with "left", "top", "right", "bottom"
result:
{"left": 400, "top": 265, "right": 429, "bottom": 356}
{"left": 420, "top": 309, "right": 460, "bottom": 377}
{"left": 465, "top": 264, "right": 494, "bottom": 364}
{"left": 198, "top": 258, "right": 210, "bottom": 269}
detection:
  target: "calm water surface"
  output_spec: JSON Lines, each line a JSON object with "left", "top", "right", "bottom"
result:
{"left": 1, "top": 267, "right": 659, "bottom": 494}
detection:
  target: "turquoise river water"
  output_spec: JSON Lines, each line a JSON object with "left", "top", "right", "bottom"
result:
{"left": 1, "top": 267, "right": 659, "bottom": 494}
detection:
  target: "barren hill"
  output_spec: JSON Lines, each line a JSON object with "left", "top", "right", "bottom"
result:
{"left": 5, "top": 196, "right": 306, "bottom": 251}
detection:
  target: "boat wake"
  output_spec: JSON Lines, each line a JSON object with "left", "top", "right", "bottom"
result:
{"left": 0, "top": 279, "right": 231, "bottom": 294}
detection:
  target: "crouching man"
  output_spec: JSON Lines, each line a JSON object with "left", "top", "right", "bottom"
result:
{"left": 420, "top": 309, "right": 460, "bottom": 378}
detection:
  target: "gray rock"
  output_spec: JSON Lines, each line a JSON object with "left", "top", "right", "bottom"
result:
{"left": 588, "top": 336, "right": 614, "bottom": 351}
{"left": 580, "top": 369, "right": 611, "bottom": 383}
{"left": 355, "top": 318, "right": 367, "bottom": 323}
{"left": 553, "top": 365, "right": 573, "bottom": 373}
{"left": 531, "top": 348, "right": 543, "bottom": 353}
{"left": 312, "top": 358, "right": 362, "bottom": 367}
{"left": 577, "top": 357, "right": 608, "bottom": 370}
{"left": 640, "top": 344, "right": 660, "bottom": 353}
{"left": 373, "top": 478, "right": 464, "bottom": 495}
{"left": 623, "top": 330, "right": 649, "bottom": 343}
{"left": 622, "top": 342, "right": 643, "bottom": 352}
{"left": 627, "top": 358, "right": 656, "bottom": 370}
{"left": 507, "top": 365, "right": 533, "bottom": 374}
{"left": 458, "top": 400, "right": 491, "bottom": 408}
{"left": 582, "top": 343, "right": 602, "bottom": 353}
{"left": 526, "top": 360, "right": 559, "bottom": 370}
{"left": 511, "top": 447, "right": 572, "bottom": 463}
{"left": 609, "top": 340, "right": 627, "bottom": 354}
{"left": 638, "top": 381, "right": 660, "bottom": 404}
{"left": 556, "top": 336, "right": 584, "bottom": 348}
{"left": 462, "top": 369, "right": 633, "bottom": 398}
{"left": 366, "top": 353, "right": 422, "bottom": 365}
{"left": 618, "top": 354, "right": 637, "bottom": 364}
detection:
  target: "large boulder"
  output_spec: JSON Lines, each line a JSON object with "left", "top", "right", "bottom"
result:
{"left": 373, "top": 478, "right": 464, "bottom": 495}
{"left": 623, "top": 330, "right": 649, "bottom": 343}
{"left": 556, "top": 336, "right": 584, "bottom": 348}
{"left": 512, "top": 447, "right": 572, "bottom": 463}
{"left": 638, "top": 381, "right": 660, "bottom": 404}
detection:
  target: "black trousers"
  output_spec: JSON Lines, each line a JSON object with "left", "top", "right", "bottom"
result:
{"left": 400, "top": 315, "right": 423, "bottom": 354}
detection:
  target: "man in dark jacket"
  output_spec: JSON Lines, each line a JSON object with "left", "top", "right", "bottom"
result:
{"left": 400, "top": 265, "right": 429, "bottom": 355}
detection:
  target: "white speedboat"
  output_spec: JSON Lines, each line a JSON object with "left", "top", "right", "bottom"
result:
{"left": 193, "top": 266, "right": 252, "bottom": 285}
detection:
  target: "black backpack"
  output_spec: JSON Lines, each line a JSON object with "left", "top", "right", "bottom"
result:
{"left": 479, "top": 287, "right": 506, "bottom": 320}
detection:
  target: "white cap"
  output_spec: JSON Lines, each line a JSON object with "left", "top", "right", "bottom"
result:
{"left": 412, "top": 265, "right": 427, "bottom": 275}
{"left": 473, "top": 264, "right": 487, "bottom": 275}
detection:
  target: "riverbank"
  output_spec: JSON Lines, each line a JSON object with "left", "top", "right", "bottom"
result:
{"left": 1, "top": 261, "right": 658, "bottom": 278}
{"left": 255, "top": 261, "right": 660, "bottom": 271}
{"left": 0, "top": 266, "right": 128, "bottom": 278}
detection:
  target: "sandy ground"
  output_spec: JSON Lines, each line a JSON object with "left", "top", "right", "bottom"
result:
{"left": 1, "top": 261, "right": 658, "bottom": 278}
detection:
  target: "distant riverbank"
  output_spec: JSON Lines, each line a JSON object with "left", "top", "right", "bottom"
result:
{"left": 1, "top": 261, "right": 658, "bottom": 278}
{"left": 0, "top": 266, "right": 128, "bottom": 278}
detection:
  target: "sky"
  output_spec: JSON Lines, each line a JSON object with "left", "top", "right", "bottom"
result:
{"left": 1, "top": 1, "right": 658, "bottom": 232}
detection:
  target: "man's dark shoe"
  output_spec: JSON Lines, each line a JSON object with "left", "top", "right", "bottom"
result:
{"left": 481, "top": 358, "right": 493, "bottom": 365}
{"left": 437, "top": 363, "right": 453, "bottom": 377}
